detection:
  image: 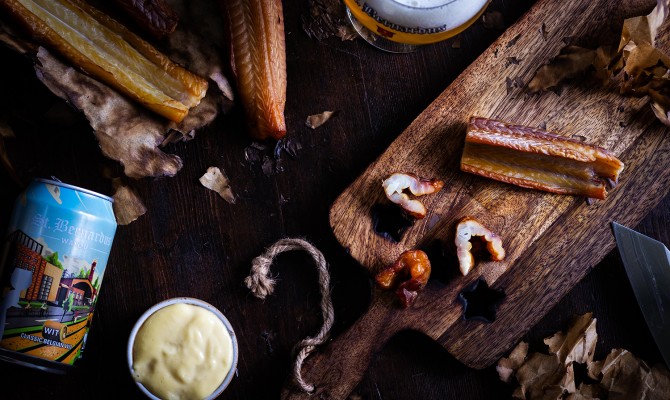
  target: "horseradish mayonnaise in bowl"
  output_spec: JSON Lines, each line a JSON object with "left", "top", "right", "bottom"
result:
{"left": 127, "top": 298, "right": 238, "bottom": 400}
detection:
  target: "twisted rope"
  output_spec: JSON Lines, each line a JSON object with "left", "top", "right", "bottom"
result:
{"left": 244, "top": 238, "right": 334, "bottom": 393}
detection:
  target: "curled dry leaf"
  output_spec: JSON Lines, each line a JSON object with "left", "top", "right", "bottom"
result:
{"left": 0, "top": 0, "right": 230, "bottom": 178}
{"left": 497, "top": 341, "right": 529, "bottom": 383}
{"left": 515, "top": 352, "right": 568, "bottom": 399}
{"left": 528, "top": 46, "right": 605, "bottom": 92}
{"left": 455, "top": 216, "right": 505, "bottom": 276}
{"left": 111, "top": 178, "right": 147, "bottom": 225}
{"left": 499, "top": 313, "right": 670, "bottom": 400}
{"left": 544, "top": 312, "right": 597, "bottom": 365}
{"left": 306, "top": 110, "right": 337, "bottom": 129}
{"left": 35, "top": 47, "right": 183, "bottom": 179}
{"left": 529, "top": 0, "right": 670, "bottom": 127}
{"left": 200, "top": 166, "right": 235, "bottom": 204}
{"left": 382, "top": 172, "right": 444, "bottom": 219}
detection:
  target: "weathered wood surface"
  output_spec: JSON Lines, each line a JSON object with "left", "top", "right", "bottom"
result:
{"left": 0, "top": 0, "right": 668, "bottom": 399}
{"left": 284, "top": 0, "right": 670, "bottom": 398}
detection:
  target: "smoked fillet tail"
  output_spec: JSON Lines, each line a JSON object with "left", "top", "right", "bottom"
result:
{"left": 461, "top": 117, "right": 624, "bottom": 200}
{"left": 222, "top": 0, "right": 287, "bottom": 140}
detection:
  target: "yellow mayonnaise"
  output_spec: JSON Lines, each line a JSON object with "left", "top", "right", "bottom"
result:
{"left": 132, "top": 303, "right": 234, "bottom": 400}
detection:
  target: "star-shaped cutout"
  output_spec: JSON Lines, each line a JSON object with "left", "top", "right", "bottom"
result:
{"left": 458, "top": 279, "right": 505, "bottom": 322}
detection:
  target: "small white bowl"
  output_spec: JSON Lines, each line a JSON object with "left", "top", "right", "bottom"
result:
{"left": 127, "top": 297, "right": 239, "bottom": 400}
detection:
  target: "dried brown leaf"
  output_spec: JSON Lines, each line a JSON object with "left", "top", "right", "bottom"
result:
{"left": 565, "top": 383, "right": 602, "bottom": 400}
{"left": 515, "top": 352, "right": 567, "bottom": 400}
{"left": 200, "top": 166, "right": 235, "bottom": 204}
{"left": 306, "top": 111, "right": 338, "bottom": 129}
{"left": 651, "top": 101, "right": 670, "bottom": 126}
{"left": 500, "top": 314, "right": 670, "bottom": 400}
{"left": 34, "top": 47, "right": 183, "bottom": 179}
{"left": 112, "top": 178, "right": 147, "bottom": 225}
{"left": 619, "top": 0, "right": 669, "bottom": 51}
{"left": 528, "top": 0, "right": 670, "bottom": 126}
{"left": 544, "top": 312, "right": 597, "bottom": 365}
{"left": 597, "top": 349, "right": 670, "bottom": 399}
{"left": 497, "top": 341, "right": 528, "bottom": 383}
{"left": 528, "top": 46, "right": 598, "bottom": 92}
{"left": 0, "top": 1, "right": 230, "bottom": 179}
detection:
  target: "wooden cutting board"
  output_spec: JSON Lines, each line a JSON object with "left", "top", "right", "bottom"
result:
{"left": 284, "top": 0, "right": 669, "bottom": 398}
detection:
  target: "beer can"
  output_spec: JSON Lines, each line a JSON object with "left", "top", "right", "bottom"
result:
{"left": 0, "top": 178, "right": 116, "bottom": 373}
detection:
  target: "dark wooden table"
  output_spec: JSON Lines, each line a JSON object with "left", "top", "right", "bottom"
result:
{"left": 0, "top": 1, "right": 667, "bottom": 398}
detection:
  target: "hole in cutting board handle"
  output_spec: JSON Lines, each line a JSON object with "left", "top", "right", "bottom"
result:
{"left": 458, "top": 279, "right": 505, "bottom": 322}
{"left": 371, "top": 203, "right": 414, "bottom": 242}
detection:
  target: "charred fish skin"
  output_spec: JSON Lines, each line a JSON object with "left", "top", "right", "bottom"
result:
{"left": 461, "top": 117, "right": 624, "bottom": 200}
{"left": 222, "top": 0, "right": 287, "bottom": 140}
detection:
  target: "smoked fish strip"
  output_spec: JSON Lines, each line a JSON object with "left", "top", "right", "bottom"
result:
{"left": 222, "top": 0, "right": 287, "bottom": 140}
{"left": 0, "top": 0, "right": 208, "bottom": 123}
{"left": 112, "top": 0, "right": 179, "bottom": 39}
{"left": 461, "top": 117, "right": 624, "bottom": 200}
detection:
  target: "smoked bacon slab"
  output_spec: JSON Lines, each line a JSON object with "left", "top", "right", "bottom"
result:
{"left": 461, "top": 117, "right": 624, "bottom": 200}
{"left": 0, "top": 0, "right": 207, "bottom": 123}
{"left": 221, "top": 0, "right": 287, "bottom": 140}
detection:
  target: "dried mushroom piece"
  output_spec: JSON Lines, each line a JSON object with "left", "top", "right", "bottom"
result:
{"left": 382, "top": 173, "right": 444, "bottom": 219}
{"left": 375, "top": 250, "right": 431, "bottom": 308}
{"left": 455, "top": 217, "right": 505, "bottom": 276}
{"left": 461, "top": 117, "right": 624, "bottom": 200}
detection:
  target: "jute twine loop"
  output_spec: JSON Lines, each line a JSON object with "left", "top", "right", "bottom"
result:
{"left": 244, "top": 238, "right": 334, "bottom": 393}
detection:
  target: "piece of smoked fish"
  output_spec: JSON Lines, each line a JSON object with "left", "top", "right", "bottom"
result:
{"left": 222, "top": 0, "right": 287, "bottom": 140}
{"left": 461, "top": 117, "right": 624, "bottom": 200}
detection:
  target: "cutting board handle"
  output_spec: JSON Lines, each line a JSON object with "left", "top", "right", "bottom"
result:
{"left": 281, "top": 294, "right": 402, "bottom": 400}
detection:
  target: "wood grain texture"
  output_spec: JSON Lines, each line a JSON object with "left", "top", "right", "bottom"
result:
{"left": 1, "top": 0, "right": 668, "bottom": 399}
{"left": 283, "top": 0, "right": 668, "bottom": 398}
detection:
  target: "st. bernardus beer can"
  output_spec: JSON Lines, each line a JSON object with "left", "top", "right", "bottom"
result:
{"left": 0, "top": 178, "right": 116, "bottom": 373}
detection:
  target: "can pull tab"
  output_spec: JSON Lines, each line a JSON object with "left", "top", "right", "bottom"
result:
{"left": 50, "top": 176, "right": 63, "bottom": 183}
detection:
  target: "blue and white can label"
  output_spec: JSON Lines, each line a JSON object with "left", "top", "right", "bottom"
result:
{"left": 0, "top": 179, "right": 116, "bottom": 371}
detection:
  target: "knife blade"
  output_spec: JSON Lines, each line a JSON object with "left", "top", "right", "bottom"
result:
{"left": 612, "top": 222, "right": 670, "bottom": 368}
